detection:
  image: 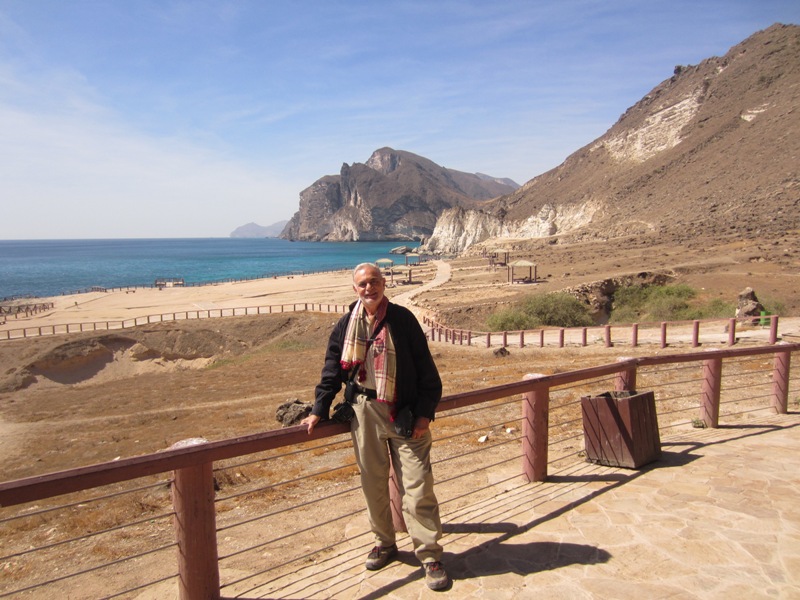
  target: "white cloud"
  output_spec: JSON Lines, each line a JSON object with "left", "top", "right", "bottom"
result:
{"left": 0, "top": 60, "right": 299, "bottom": 239}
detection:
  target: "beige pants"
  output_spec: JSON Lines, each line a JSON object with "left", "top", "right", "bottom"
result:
{"left": 351, "top": 393, "right": 443, "bottom": 564}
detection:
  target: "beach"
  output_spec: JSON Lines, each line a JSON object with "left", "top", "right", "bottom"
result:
{"left": 0, "top": 260, "right": 443, "bottom": 336}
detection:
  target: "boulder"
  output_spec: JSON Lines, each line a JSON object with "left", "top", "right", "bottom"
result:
{"left": 276, "top": 399, "right": 312, "bottom": 427}
{"left": 735, "top": 287, "right": 766, "bottom": 324}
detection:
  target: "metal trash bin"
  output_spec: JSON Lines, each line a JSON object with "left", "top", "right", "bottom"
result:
{"left": 581, "top": 390, "right": 661, "bottom": 468}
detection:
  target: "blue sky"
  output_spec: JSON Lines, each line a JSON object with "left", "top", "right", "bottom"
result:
{"left": 1, "top": 1, "right": 798, "bottom": 239}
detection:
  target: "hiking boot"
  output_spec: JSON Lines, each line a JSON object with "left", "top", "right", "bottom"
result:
{"left": 365, "top": 544, "right": 398, "bottom": 570}
{"left": 424, "top": 561, "right": 450, "bottom": 590}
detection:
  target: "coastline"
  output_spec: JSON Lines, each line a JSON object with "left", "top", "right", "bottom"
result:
{"left": 0, "top": 262, "right": 442, "bottom": 335}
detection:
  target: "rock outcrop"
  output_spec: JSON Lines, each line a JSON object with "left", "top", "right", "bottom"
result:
{"left": 280, "top": 148, "right": 518, "bottom": 242}
{"left": 736, "top": 287, "right": 766, "bottom": 323}
{"left": 563, "top": 272, "right": 675, "bottom": 322}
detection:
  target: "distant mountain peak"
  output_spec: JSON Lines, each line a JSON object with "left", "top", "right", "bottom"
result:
{"left": 230, "top": 220, "right": 288, "bottom": 238}
{"left": 280, "top": 148, "right": 518, "bottom": 242}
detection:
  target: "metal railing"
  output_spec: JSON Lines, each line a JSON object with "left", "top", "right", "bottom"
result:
{"left": 0, "top": 342, "right": 797, "bottom": 598}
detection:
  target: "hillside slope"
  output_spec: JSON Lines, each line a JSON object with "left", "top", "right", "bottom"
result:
{"left": 425, "top": 23, "right": 800, "bottom": 253}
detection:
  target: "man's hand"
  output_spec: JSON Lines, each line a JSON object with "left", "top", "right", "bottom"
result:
{"left": 412, "top": 416, "right": 430, "bottom": 439}
{"left": 300, "top": 414, "right": 321, "bottom": 434}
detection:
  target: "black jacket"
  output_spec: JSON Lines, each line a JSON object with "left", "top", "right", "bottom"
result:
{"left": 312, "top": 301, "right": 442, "bottom": 420}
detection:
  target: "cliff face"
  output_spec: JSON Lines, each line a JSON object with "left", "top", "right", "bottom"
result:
{"left": 422, "top": 24, "right": 800, "bottom": 254}
{"left": 280, "top": 148, "right": 519, "bottom": 242}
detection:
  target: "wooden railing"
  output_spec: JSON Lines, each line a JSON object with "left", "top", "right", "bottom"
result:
{"left": 0, "top": 341, "right": 797, "bottom": 599}
{"left": 423, "top": 314, "right": 782, "bottom": 349}
{"left": 0, "top": 303, "right": 348, "bottom": 340}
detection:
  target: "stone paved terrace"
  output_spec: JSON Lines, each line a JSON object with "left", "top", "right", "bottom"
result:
{"left": 222, "top": 412, "right": 800, "bottom": 600}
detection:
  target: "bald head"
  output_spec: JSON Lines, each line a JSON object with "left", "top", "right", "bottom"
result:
{"left": 352, "top": 263, "right": 386, "bottom": 314}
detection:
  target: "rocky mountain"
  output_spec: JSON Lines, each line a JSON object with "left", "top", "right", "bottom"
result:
{"left": 423, "top": 23, "right": 800, "bottom": 254}
{"left": 230, "top": 220, "right": 289, "bottom": 238}
{"left": 280, "top": 148, "right": 519, "bottom": 242}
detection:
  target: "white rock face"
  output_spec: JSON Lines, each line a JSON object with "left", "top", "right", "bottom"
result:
{"left": 422, "top": 202, "right": 598, "bottom": 254}
{"left": 600, "top": 90, "right": 703, "bottom": 164}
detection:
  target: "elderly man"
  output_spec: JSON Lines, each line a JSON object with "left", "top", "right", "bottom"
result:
{"left": 301, "top": 262, "right": 448, "bottom": 591}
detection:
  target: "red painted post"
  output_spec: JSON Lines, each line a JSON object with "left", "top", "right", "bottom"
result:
{"left": 520, "top": 330, "right": 525, "bottom": 348}
{"left": 604, "top": 325, "right": 612, "bottom": 348}
{"left": 522, "top": 374, "right": 549, "bottom": 482}
{"left": 769, "top": 315, "right": 779, "bottom": 345}
{"left": 170, "top": 438, "right": 220, "bottom": 600}
{"left": 581, "top": 327, "right": 588, "bottom": 347}
{"left": 728, "top": 318, "right": 736, "bottom": 346}
{"left": 660, "top": 322, "right": 668, "bottom": 348}
{"left": 700, "top": 351, "right": 722, "bottom": 428}
{"left": 558, "top": 329, "right": 565, "bottom": 348}
{"left": 692, "top": 320, "right": 700, "bottom": 347}
{"left": 502, "top": 331, "right": 508, "bottom": 347}
{"left": 631, "top": 323, "right": 639, "bottom": 347}
{"left": 467, "top": 331, "right": 472, "bottom": 346}
{"left": 389, "top": 456, "right": 407, "bottom": 533}
{"left": 539, "top": 330, "right": 544, "bottom": 347}
{"left": 614, "top": 358, "right": 637, "bottom": 392}
{"left": 772, "top": 346, "right": 791, "bottom": 414}
{"left": 486, "top": 332, "right": 491, "bottom": 348}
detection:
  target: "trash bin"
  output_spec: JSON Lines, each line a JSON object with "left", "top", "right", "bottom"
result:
{"left": 581, "top": 390, "right": 661, "bottom": 468}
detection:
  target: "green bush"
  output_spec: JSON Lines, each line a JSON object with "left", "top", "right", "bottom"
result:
{"left": 487, "top": 292, "right": 593, "bottom": 331}
{"left": 684, "top": 298, "right": 737, "bottom": 320}
{"left": 609, "top": 283, "right": 746, "bottom": 323}
{"left": 486, "top": 307, "right": 533, "bottom": 332}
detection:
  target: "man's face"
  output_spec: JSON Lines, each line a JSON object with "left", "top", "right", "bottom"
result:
{"left": 353, "top": 267, "right": 386, "bottom": 313}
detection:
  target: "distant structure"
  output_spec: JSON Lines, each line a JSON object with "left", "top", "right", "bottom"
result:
{"left": 154, "top": 277, "right": 185, "bottom": 289}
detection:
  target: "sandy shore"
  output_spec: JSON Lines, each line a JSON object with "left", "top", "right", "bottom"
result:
{"left": 0, "top": 261, "right": 443, "bottom": 335}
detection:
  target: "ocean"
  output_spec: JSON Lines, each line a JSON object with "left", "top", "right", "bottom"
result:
{"left": 0, "top": 238, "right": 406, "bottom": 300}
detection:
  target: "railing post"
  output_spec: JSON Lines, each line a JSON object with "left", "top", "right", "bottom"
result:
{"left": 522, "top": 374, "right": 549, "bottom": 482}
{"left": 660, "top": 322, "right": 668, "bottom": 348}
{"left": 520, "top": 330, "right": 525, "bottom": 348}
{"left": 170, "top": 438, "right": 220, "bottom": 600}
{"left": 772, "top": 345, "right": 791, "bottom": 414}
{"left": 486, "top": 332, "right": 490, "bottom": 348}
{"left": 728, "top": 318, "right": 736, "bottom": 346}
{"left": 604, "top": 325, "right": 612, "bottom": 348}
{"left": 770, "top": 315, "right": 779, "bottom": 345}
{"left": 700, "top": 351, "right": 722, "bottom": 428}
{"left": 539, "top": 330, "right": 544, "bottom": 347}
{"left": 631, "top": 323, "right": 638, "bottom": 347}
{"left": 502, "top": 331, "right": 507, "bottom": 347}
{"left": 692, "top": 320, "right": 700, "bottom": 347}
{"left": 581, "top": 327, "right": 588, "bottom": 347}
{"left": 558, "top": 329, "right": 565, "bottom": 348}
{"left": 614, "top": 358, "right": 637, "bottom": 392}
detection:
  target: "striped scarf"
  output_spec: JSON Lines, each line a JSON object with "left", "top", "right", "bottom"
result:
{"left": 340, "top": 298, "right": 397, "bottom": 407}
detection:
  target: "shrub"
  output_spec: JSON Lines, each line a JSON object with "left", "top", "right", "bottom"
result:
{"left": 486, "top": 307, "right": 532, "bottom": 332}
{"left": 607, "top": 283, "right": 770, "bottom": 323}
{"left": 487, "top": 292, "right": 593, "bottom": 331}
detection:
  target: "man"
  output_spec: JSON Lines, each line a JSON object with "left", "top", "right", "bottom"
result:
{"left": 301, "top": 262, "right": 449, "bottom": 591}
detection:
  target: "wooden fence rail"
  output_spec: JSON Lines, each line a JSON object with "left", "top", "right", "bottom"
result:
{"left": 423, "top": 314, "right": 781, "bottom": 349}
{"left": 0, "top": 303, "right": 349, "bottom": 341}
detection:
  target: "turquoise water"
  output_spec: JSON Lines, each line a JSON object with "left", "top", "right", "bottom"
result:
{"left": 0, "top": 238, "right": 405, "bottom": 299}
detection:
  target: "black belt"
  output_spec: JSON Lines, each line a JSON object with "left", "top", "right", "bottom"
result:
{"left": 354, "top": 385, "right": 377, "bottom": 399}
